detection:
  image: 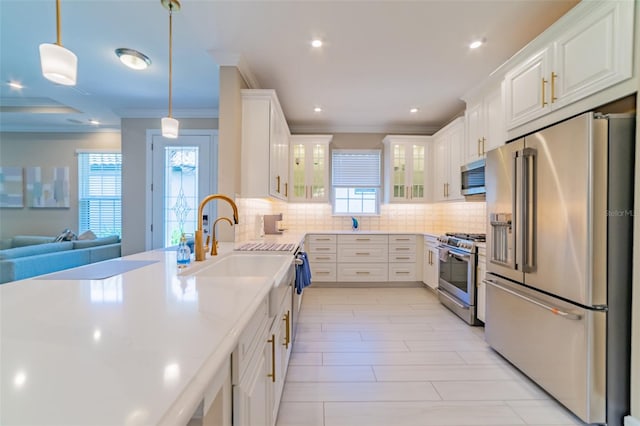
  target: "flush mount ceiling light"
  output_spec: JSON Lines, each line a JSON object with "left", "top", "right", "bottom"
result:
{"left": 311, "top": 39, "right": 323, "bottom": 48}
{"left": 410, "top": 108, "right": 419, "bottom": 114}
{"left": 115, "top": 48, "right": 151, "bottom": 70}
{"left": 39, "top": 0, "right": 77, "bottom": 86}
{"left": 88, "top": 119, "right": 100, "bottom": 125}
{"left": 313, "top": 106, "right": 323, "bottom": 113}
{"left": 161, "top": 0, "right": 181, "bottom": 139}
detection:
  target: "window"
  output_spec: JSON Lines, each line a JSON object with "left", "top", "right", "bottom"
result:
{"left": 331, "top": 149, "right": 381, "bottom": 215}
{"left": 78, "top": 151, "right": 122, "bottom": 237}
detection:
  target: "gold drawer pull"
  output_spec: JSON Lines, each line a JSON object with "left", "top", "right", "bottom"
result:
{"left": 267, "top": 334, "right": 275, "bottom": 382}
{"left": 356, "top": 271, "right": 370, "bottom": 275}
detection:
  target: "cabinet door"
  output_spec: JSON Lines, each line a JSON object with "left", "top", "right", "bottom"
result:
{"left": 309, "top": 142, "right": 329, "bottom": 201}
{"left": 423, "top": 246, "right": 439, "bottom": 290}
{"left": 233, "top": 342, "right": 271, "bottom": 426}
{"left": 482, "top": 86, "right": 505, "bottom": 154}
{"left": 409, "top": 143, "right": 427, "bottom": 201}
{"left": 389, "top": 143, "right": 408, "bottom": 201}
{"left": 433, "top": 136, "right": 448, "bottom": 202}
{"left": 465, "top": 101, "right": 483, "bottom": 162}
{"left": 504, "top": 47, "right": 551, "bottom": 129}
{"left": 552, "top": 0, "right": 634, "bottom": 110}
{"left": 269, "top": 105, "right": 289, "bottom": 200}
{"left": 446, "top": 123, "right": 464, "bottom": 201}
{"left": 290, "top": 141, "right": 307, "bottom": 201}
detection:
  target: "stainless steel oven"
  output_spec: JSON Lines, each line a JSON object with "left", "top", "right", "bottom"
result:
{"left": 436, "top": 233, "right": 484, "bottom": 325}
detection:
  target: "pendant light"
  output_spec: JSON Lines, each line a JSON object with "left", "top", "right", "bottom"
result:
{"left": 161, "top": 0, "right": 180, "bottom": 139}
{"left": 39, "top": 0, "right": 77, "bottom": 86}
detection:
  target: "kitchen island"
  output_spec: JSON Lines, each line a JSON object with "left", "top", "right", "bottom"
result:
{"left": 0, "top": 241, "right": 298, "bottom": 425}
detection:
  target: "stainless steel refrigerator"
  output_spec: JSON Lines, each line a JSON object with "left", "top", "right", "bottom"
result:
{"left": 485, "top": 112, "right": 634, "bottom": 425}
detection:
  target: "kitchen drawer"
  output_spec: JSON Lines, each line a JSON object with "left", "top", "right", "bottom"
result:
{"left": 310, "top": 264, "right": 337, "bottom": 282}
{"left": 389, "top": 243, "right": 415, "bottom": 256}
{"left": 308, "top": 253, "right": 337, "bottom": 263}
{"left": 338, "top": 234, "right": 388, "bottom": 245}
{"left": 389, "top": 252, "right": 416, "bottom": 263}
{"left": 308, "top": 242, "right": 336, "bottom": 254}
{"left": 388, "top": 263, "right": 417, "bottom": 281}
{"left": 307, "top": 234, "right": 337, "bottom": 244}
{"left": 337, "top": 263, "right": 388, "bottom": 282}
{"left": 232, "top": 296, "right": 269, "bottom": 383}
{"left": 338, "top": 245, "right": 388, "bottom": 263}
{"left": 389, "top": 234, "right": 416, "bottom": 244}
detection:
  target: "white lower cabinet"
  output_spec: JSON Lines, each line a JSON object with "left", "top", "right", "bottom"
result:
{"left": 477, "top": 246, "right": 487, "bottom": 323}
{"left": 388, "top": 234, "right": 419, "bottom": 282}
{"left": 233, "top": 283, "right": 293, "bottom": 426}
{"left": 307, "top": 234, "right": 337, "bottom": 282}
{"left": 422, "top": 235, "right": 439, "bottom": 290}
{"left": 337, "top": 234, "right": 388, "bottom": 282}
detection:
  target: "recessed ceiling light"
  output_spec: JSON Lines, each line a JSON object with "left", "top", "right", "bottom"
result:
{"left": 115, "top": 48, "right": 151, "bottom": 70}
{"left": 89, "top": 119, "right": 100, "bottom": 125}
{"left": 311, "top": 39, "right": 323, "bottom": 48}
{"left": 469, "top": 39, "right": 484, "bottom": 49}
{"left": 7, "top": 81, "right": 24, "bottom": 90}
{"left": 313, "top": 106, "right": 323, "bottom": 113}
{"left": 410, "top": 108, "right": 419, "bottom": 114}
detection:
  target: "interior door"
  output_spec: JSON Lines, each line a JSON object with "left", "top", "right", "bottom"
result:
{"left": 150, "top": 132, "right": 215, "bottom": 249}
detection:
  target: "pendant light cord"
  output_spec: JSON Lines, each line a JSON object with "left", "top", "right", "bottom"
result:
{"left": 55, "top": 0, "right": 62, "bottom": 46}
{"left": 168, "top": 2, "right": 173, "bottom": 118}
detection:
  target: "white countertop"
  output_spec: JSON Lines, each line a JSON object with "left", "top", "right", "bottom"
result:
{"left": 0, "top": 243, "right": 294, "bottom": 425}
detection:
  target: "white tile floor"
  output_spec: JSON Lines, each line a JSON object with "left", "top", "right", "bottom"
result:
{"left": 276, "top": 286, "right": 586, "bottom": 426}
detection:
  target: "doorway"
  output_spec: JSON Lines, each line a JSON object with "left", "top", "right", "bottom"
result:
{"left": 147, "top": 130, "right": 217, "bottom": 249}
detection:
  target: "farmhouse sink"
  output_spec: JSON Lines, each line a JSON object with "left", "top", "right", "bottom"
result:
{"left": 190, "top": 253, "right": 292, "bottom": 278}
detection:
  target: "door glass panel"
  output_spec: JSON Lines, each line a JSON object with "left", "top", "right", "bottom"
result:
{"left": 311, "top": 144, "right": 325, "bottom": 198}
{"left": 393, "top": 144, "right": 406, "bottom": 198}
{"left": 292, "top": 144, "right": 306, "bottom": 198}
{"left": 412, "top": 144, "right": 425, "bottom": 198}
{"left": 164, "top": 146, "right": 198, "bottom": 247}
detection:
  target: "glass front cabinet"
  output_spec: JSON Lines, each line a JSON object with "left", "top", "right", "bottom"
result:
{"left": 289, "top": 135, "right": 333, "bottom": 202}
{"left": 383, "top": 135, "right": 431, "bottom": 203}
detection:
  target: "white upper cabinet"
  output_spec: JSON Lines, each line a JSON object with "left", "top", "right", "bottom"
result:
{"left": 432, "top": 118, "right": 464, "bottom": 202}
{"left": 383, "top": 135, "right": 431, "bottom": 203}
{"left": 504, "top": 0, "right": 634, "bottom": 129}
{"left": 464, "top": 83, "right": 505, "bottom": 162}
{"left": 289, "top": 135, "right": 332, "bottom": 203}
{"left": 241, "top": 89, "right": 290, "bottom": 201}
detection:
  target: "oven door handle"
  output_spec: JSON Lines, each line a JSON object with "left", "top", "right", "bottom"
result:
{"left": 441, "top": 247, "right": 471, "bottom": 261}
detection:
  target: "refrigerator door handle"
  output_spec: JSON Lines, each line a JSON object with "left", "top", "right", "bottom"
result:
{"left": 521, "top": 147, "right": 537, "bottom": 273}
{"left": 484, "top": 279, "right": 581, "bottom": 320}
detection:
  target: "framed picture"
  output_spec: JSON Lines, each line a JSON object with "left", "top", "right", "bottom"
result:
{"left": 26, "top": 166, "right": 70, "bottom": 208}
{"left": 0, "top": 167, "right": 24, "bottom": 208}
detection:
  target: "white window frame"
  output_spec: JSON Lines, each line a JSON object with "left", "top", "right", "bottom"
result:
{"left": 331, "top": 149, "right": 381, "bottom": 216}
{"left": 77, "top": 149, "right": 122, "bottom": 237}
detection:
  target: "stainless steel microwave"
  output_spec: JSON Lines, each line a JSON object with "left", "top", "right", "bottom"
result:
{"left": 461, "top": 158, "right": 485, "bottom": 196}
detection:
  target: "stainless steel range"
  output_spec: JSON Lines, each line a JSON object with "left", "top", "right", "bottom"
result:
{"left": 436, "top": 232, "right": 485, "bottom": 325}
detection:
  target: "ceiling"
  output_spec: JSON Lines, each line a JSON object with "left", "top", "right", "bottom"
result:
{"left": 0, "top": 0, "right": 579, "bottom": 135}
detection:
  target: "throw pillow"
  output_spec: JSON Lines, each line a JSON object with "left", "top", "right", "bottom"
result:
{"left": 77, "top": 230, "right": 97, "bottom": 240}
{"left": 54, "top": 228, "right": 78, "bottom": 242}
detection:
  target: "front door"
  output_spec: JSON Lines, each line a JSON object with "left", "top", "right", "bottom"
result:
{"left": 149, "top": 131, "right": 216, "bottom": 249}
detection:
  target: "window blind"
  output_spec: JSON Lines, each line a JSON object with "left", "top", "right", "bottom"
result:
{"left": 331, "top": 150, "right": 381, "bottom": 187}
{"left": 78, "top": 152, "right": 122, "bottom": 237}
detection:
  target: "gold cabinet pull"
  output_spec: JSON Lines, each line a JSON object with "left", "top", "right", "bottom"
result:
{"left": 477, "top": 138, "right": 482, "bottom": 156}
{"left": 276, "top": 175, "right": 281, "bottom": 193}
{"left": 283, "top": 311, "right": 290, "bottom": 349}
{"left": 355, "top": 252, "right": 370, "bottom": 255}
{"left": 551, "top": 72, "right": 558, "bottom": 103}
{"left": 428, "top": 250, "right": 432, "bottom": 265}
{"left": 443, "top": 183, "right": 446, "bottom": 197}
{"left": 356, "top": 271, "right": 370, "bottom": 275}
{"left": 482, "top": 137, "right": 486, "bottom": 156}
{"left": 284, "top": 182, "right": 288, "bottom": 197}
{"left": 267, "top": 334, "right": 276, "bottom": 382}
{"left": 541, "top": 78, "right": 548, "bottom": 107}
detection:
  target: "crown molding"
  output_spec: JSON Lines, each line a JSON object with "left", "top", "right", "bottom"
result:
{"left": 208, "top": 50, "right": 260, "bottom": 89}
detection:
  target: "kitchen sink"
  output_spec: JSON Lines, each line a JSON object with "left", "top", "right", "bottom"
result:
{"left": 190, "top": 253, "right": 292, "bottom": 278}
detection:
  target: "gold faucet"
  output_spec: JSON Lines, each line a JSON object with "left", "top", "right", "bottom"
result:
{"left": 211, "top": 217, "right": 233, "bottom": 256}
{"left": 195, "top": 194, "right": 239, "bottom": 261}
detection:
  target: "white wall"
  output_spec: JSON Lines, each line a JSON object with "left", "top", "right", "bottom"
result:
{"left": 0, "top": 131, "right": 120, "bottom": 240}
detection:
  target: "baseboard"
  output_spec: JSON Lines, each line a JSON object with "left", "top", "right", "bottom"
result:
{"left": 625, "top": 415, "right": 640, "bottom": 426}
{"left": 311, "top": 281, "right": 423, "bottom": 288}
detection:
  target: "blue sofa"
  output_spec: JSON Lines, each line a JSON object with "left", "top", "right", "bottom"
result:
{"left": 0, "top": 235, "right": 121, "bottom": 284}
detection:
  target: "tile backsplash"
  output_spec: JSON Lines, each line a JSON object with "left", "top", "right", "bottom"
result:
{"left": 235, "top": 198, "right": 486, "bottom": 242}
